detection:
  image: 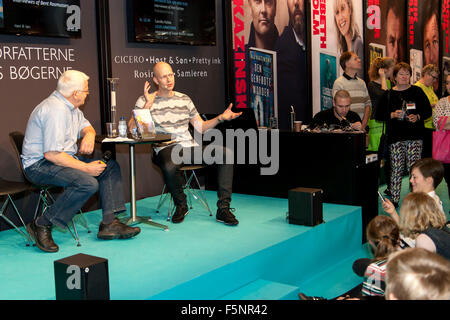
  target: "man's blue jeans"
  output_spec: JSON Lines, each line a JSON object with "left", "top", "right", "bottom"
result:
{"left": 25, "top": 157, "right": 126, "bottom": 229}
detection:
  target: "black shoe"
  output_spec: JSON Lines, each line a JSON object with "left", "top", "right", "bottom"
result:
{"left": 97, "top": 218, "right": 141, "bottom": 240}
{"left": 26, "top": 220, "right": 59, "bottom": 253}
{"left": 216, "top": 207, "right": 239, "bottom": 226}
{"left": 172, "top": 204, "right": 189, "bottom": 223}
{"left": 298, "top": 292, "right": 326, "bottom": 300}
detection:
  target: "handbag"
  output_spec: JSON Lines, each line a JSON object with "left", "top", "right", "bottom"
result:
{"left": 432, "top": 116, "right": 450, "bottom": 163}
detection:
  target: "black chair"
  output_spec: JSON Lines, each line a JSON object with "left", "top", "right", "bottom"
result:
{"left": 9, "top": 131, "right": 90, "bottom": 247}
{"left": 0, "top": 178, "right": 34, "bottom": 246}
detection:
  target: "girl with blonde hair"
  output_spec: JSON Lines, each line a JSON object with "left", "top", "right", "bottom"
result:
{"left": 398, "top": 192, "right": 450, "bottom": 259}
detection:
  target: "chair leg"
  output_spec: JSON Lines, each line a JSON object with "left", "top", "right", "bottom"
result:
{"left": 68, "top": 220, "right": 81, "bottom": 247}
{"left": 77, "top": 210, "right": 91, "bottom": 233}
{"left": 189, "top": 170, "right": 213, "bottom": 216}
{"left": 42, "top": 189, "right": 83, "bottom": 246}
{"left": 184, "top": 171, "right": 193, "bottom": 209}
{"left": 0, "top": 196, "right": 33, "bottom": 246}
{"left": 156, "top": 184, "right": 170, "bottom": 213}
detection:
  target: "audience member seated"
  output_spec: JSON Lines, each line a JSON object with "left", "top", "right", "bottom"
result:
{"left": 128, "top": 62, "right": 242, "bottom": 226}
{"left": 382, "top": 158, "right": 445, "bottom": 223}
{"left": 22, "top": 70, "right": 140, "bottom": 253}
{"left": 299, "top": 216, "right": 401, "bottom": 300}
{"left": 308, "top": 89, "right": 362, "bottom": 131}
{"left": 375, "top": 62, "right": 432, "bottom": 208}
{"left": 385, "top": 248, "right": 450, "bottom": 300}
{"left": 394, "top": 193, "right": 450, "bottom": 260}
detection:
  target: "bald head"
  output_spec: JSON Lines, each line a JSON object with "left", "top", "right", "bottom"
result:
{"left": 152, "top": 62, "right": 175, "bottom": 96}
{"left": 153, "top": 61, "right": 171, "bottom": 77}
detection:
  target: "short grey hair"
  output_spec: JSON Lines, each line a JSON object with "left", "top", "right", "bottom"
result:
{"left": 57, "top": 70, "right": 89, "bottom": 96}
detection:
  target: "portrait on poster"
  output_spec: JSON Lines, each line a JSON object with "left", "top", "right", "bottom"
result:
{"left": 364, "top": 0, "right": 407, "bottom": 67}
{"left": 311, "top": 0, "right": 364, "bottom": 116}
{"left": 230, "top": 0, "right": 309, "bottom": 129}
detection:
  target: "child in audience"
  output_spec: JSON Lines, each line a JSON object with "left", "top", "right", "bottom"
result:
{"left": 385, "top": 248, "right": 450, "bottom": 300}
{"left": 299, "top": 216, "right": 401, "bottom": 300}
{"left": 360, "top": 216, "right": 401, "bottom": 297}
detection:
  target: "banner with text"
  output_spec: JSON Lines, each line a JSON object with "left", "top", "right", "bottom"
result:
{"left": 311, "top": 0, "right": 365, "bottom": 115}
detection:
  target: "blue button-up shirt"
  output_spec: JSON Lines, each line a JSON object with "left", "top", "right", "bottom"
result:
{"left": 22, "top": 90, "right": 91, "bottom": 169}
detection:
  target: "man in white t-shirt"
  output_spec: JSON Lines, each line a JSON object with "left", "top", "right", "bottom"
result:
{"left": 130, "top": 62, "right": 242, "bottom": 226}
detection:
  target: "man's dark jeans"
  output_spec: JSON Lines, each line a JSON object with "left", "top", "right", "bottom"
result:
{"left": 25, "top": 157, "right": 126, "bottom": 229}
{"left": 153, "top": 144, "right": 233, "bottom": 209}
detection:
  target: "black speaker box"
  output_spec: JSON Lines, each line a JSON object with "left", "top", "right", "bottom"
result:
{"left": 288, "top": 187, "right": 323, "bottom": 226}
{"left": 54, "top": 253, "right": 109, "bottom": 300}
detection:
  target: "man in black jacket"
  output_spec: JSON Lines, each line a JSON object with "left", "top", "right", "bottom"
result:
{"left": 275, "top": 0, "right": 309, "bottom": 129}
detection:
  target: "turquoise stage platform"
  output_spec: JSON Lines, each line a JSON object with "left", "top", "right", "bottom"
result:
{"left": 0, "top": 191, "right": 370, "bottom": 300}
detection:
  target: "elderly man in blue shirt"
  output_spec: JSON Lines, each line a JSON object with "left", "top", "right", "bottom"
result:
{"left": 22, "top": 70, "right": 140, "bottom": 253}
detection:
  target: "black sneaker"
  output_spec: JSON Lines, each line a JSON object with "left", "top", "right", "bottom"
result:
{"left": 298, "top": 292, "right": 326, "bottom": 300}
{"left": 172, "top": 204, "right": 189, "bottom": 223}
{"left": 26, "top": 220, "right": 59, "bottom": 253}
{"left": 97, "top": 218, "right": 141, "bottom": 240}
{"left": 216, "top": 207, "right": 239, "bottom": 226}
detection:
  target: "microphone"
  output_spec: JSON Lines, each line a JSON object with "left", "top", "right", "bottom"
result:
{"left": 101, "top": 151, "right": 112, "bottom": 164}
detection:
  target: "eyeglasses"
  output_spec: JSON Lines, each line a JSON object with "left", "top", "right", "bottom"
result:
{"left": 160, "top": 73, "right": 175, "bottom": 81}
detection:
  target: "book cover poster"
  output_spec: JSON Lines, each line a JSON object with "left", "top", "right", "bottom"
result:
{"left": 368, "top": 43, "right": 386, "bottom": 67}
{"left": 132, "top": 109, "right": 156, "bottom": 138}
{"left": 410, "top": 48, "right": 424, "bottom": 84}
{"left": 320, "top": 53, "right": 337, "bottom": 111}
{"left": 249, "top": 47, "right": 277, "bottom": 128}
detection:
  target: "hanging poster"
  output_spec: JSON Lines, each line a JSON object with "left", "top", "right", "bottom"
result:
{"left": 311, "top": 0, "right": 364, "bottom": 115}
{"left": 229, "top": 0, "right": 310, "bottom": 129}
{"left": 407, "top": 0, "right": 440, "bottom": 89}
{"left": 442, "top": 0, "right": 450, "bottom": 95}
{"left": 365, "top": 0, "right": 407, "bottom": 69}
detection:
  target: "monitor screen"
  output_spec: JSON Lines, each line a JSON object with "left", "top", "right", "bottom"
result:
{"left": 0, "top": 0, "right": 81, "bottom": 38}
{"left": 131, "top": 0, "right": 216, "bottom": 46}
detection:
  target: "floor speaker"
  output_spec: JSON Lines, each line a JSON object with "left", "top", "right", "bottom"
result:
{"left": 288, "top": 187, "right": 323, "bottom": 226}
{"left": 54, "top": 253, "right": 109, "bottom": 300}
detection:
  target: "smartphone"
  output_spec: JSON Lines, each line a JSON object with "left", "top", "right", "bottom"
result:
{"left": 378, "top": 191, "right": 385, "bottom": 203}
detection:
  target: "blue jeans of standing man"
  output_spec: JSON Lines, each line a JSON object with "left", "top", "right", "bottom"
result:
{"left": 25, "top": 157, "right": 126, "bottom": 229}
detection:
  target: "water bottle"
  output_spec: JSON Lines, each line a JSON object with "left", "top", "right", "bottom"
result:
{"left": 118, "top": 117, "right": 127, "bottom": 138}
